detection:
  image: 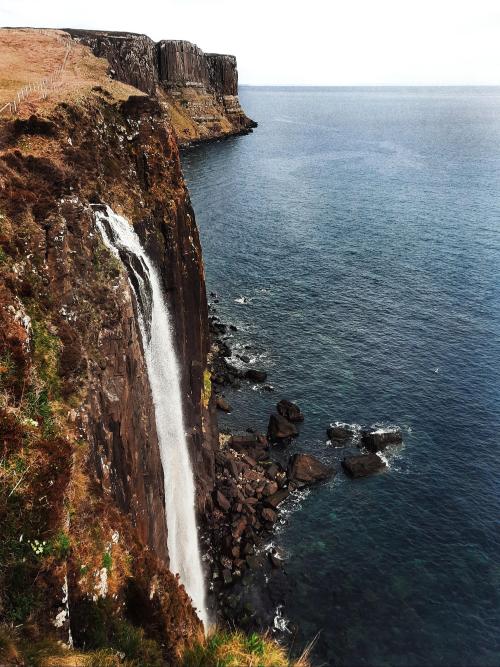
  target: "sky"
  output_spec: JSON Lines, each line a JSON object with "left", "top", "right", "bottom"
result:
{"left": 1, "top": 0, "right": 500, "bottom": 86}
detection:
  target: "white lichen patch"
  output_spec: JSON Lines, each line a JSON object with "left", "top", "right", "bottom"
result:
{"left": 93, "top": 567, "right": 108, "bottom": 600}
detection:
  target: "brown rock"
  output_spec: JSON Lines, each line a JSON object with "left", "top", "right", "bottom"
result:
{"left": 265, "top": 488, "right": 290, "bottom": 509}
{"left": 277, "top": 399, "right": 304, "bottom": 422}
{"left": 267, "top": 413, "right": 298, "bottom": 442}
{"left": 216, "top": 395, "right": 232, "bottom": 412}
{"left": 263, "top": 481, "right": 279, "bottom": 496}
{"left": 216, "top": 490, "right": 231, "bottom": 512}
{"left": 232, "top": 517, "right": 247, "bottom": 538}
{"left": 361, "top": 427, "right": 403, "bottom": 452}
{"left": 261, "top": 507, "right": 277, "bottom": 523}
{"left": 342, "top": 453, "right": 387, "bottom": 478}
{"left": 288, "top": 453, "right": 334, "bottom": 484}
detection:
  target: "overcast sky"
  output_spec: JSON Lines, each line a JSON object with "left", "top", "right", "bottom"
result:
{"left": 1, "top": 0, "right": 499, "bottom": 86}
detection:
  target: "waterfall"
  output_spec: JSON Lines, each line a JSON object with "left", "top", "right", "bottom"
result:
{"left": 94, "top": 205, "right": 208, "bottom": 627}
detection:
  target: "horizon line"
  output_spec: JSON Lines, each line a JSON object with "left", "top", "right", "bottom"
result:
{"left": 239, "top": 83, "right": 500, "bottom": 88}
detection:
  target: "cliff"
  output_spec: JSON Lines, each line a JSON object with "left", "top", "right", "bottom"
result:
{"left": 66, "top": 29, "right": 257, "bottom": 145}
{"left": 0, "top": 28, "right": 216, "bottom": 661}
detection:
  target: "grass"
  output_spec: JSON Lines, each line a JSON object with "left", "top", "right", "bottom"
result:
{"left": 202, "top": 367, "right": 212, "bottom": 408}
{"left": 180, "top": 630, "right": 313, "bottom": 667}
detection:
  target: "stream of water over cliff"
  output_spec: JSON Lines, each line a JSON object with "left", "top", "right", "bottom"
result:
{"left": 94, "top": 206, "right": 208, "bottom": 627}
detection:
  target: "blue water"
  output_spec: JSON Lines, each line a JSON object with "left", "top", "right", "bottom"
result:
{"left": 181, "top": 87, "right": 500, "bottom": 667}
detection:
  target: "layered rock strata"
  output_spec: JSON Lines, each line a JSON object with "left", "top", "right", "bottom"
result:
{"left": 66, "top": 29, "right": 257, "bottom": 144}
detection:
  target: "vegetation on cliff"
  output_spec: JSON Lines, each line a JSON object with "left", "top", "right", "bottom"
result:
{"left": 0, "top": 27, "right": 308, "bottom": 667}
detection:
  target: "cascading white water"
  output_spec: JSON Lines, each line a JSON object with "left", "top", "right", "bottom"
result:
{"left": 94, "top": 205, "right": 208, "bottom": 627}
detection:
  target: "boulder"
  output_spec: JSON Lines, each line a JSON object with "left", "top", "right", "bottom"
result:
{"left": 216, "top": 395, "right": 232, "bottom": 413}
{"left": 277, "top": 399, "right": 304, "bottom": 422}
{"left": 327, "top": 422, "right": 354, "bottom": 442}
{"left": 342, "top": 453, "right": 386, "bottom": 478}
{"left": 216, "top": 490, "right": 231, "bottom": 512}
{"left": 361, "top": 427, "right": 402, "bottom": 452}
{"left": 261, "top": 507, "right": 277, "bottom": 523}
{"left": 245, "top": 369, "right": 267, "bottom": 382}
{"left": 264, "top": 488, "right": 290, "bottom": 509}
{"left": 263, "top": 481, "right": 278, "bottom": 497}
{"left": 267, "top": 413, "right": 298, "bottom": 442}
{"left": 288, "top": 453, "right": 334, "bottom": 484}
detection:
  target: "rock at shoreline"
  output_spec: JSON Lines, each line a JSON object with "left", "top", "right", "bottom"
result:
{"left": 288, "top": 453, "right": 334, "bottom": 484}
{"left": 267, "top": 413, "right": 298, "bottom": 442}
{"left": 361, "top": 426, "right": 402, "bottom": 452}
{"left": 264, "top": 488, "right": 290, "bottom": 509}
{"left": 342, "top": 453, "right": 387, "bottom": 478}
{"left": 277, "top": 399, "right": 304, "bottom": 423}
{"left": 245, "top": 369, "right": 267, "bottom": 382}
{"left": 327, "top": 422, "right": 355, "bottom": 443}
{"left": 216, "top": 395, "right": 232, "bottom": 413}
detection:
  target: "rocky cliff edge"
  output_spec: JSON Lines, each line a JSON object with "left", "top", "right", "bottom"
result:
{"left": 66, "top": 29, "right": 257, "bottom": 145}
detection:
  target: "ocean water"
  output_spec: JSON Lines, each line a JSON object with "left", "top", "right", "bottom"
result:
{"left": 181, "top": 87, "right": 500, "bottom": 667}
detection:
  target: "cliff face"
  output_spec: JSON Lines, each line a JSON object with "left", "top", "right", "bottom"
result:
{"left": 0, "top": 29, "right": 216, "bottom": 658}
{"left": 66, "top": 29, "right": 256, "bottom": 145}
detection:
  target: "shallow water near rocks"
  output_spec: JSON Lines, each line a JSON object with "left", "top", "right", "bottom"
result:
{"left": 182, "top": 87, "right": 500, "bottom": 666}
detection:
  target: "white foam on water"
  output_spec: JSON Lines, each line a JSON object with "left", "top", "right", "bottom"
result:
{"left": 273, "top": 604, "right": 292, "bottom": 634}
{"left": 95, "top": 206, "right": 208, "bottom": 628}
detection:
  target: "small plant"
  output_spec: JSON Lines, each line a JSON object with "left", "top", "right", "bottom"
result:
{"left": 102, "top": 551, "right": 112, "bottom": 572}
{"left": 53, "top": 531, "right": 71, "bottom": 559}
{"left": 29, "top": 538, "right": 49, "bottom": 557}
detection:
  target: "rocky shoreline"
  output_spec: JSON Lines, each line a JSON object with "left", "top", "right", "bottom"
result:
{"left": 205, "top": 297, "right": 405, "bottom": 632}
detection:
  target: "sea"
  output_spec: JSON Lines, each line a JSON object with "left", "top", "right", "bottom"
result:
{"left": 181, "top": 87, "right": 500, "bottom": 667}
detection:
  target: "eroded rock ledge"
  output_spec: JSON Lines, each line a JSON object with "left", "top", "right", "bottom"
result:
{"left": 66, "top": 29, "right": 257, "bottom": 144}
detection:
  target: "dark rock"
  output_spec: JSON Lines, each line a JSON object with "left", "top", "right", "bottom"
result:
{"left": 262, "top": 384, "right": 274, "bottom": 392}
{"left": 222, "top": 569, "right": 233, "bottom": 585}
{"left": 267, "top": 413, "right": 298, "bottom": 442}
{"left": 327, "top": 422, "right": 355, "bottom": 442}
{"left": 229, "top": 324, "right": 238, "bottom": 331}
{"left": 361, "top": 427, "right": 403, "bottom": 452}
{"left": 245, "top": 369, "right": 267, "bottom": 382}
{"left": 232, "top": 517, "right": 247, "bottom": 538}
{"left": 263, "top": 481, "right": 278, "bottom": 497}
{"left": 237, "top": 354, "right": 250, "bottom": 363}
{"left": 265, "top": 463, "right": 279, "bottom": 480}
{"left": 216, "top": 395, "right": 232, "bottom": 413}
{"left": 261, "top": 507, "right": 277, "bottom": 523}
{"left": 246, "top": 555, "right": 262, "bottom": 570}
{"left": 277, "top": 399, "right": 304, "bottom": 423}
{"left": 216, "top": 490, "right": 231, "bottom": 512}
{"left": 288, "top": 453, "right": 334, "bottom": 484}
{"left": 269, "top": 552, "right": 283, "bottom": 568}
{"left": 265, "top": 488, "right": 290, "bottom": 509}
{"left": 342, "top": 453, "right": 387, "bottom": 478}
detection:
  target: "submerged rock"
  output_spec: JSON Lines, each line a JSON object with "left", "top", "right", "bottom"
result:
{"left": 245, "top": 369, "right": 267, "bottom": 382}
{"left": 288, "top": 453, "right": 334, "bottom": 484}
{"left": 361, "top": 426, "right": 402, "bottom": 452}
{"left": 342, "top": 453, "right": 386, "bottom": 478}
{"left": 277, "top": 399, "right": 304, "bottom": 423}
{"left": 267, "top": 413, "right": 298, "bottom": 442}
